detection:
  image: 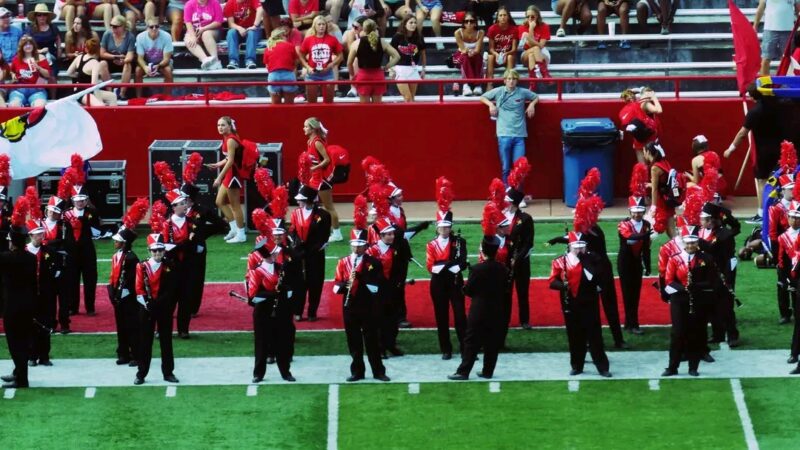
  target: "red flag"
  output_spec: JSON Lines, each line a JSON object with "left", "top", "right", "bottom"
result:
{"left": 729, "top": 0, "right": 761, "bottom": 95}
{"left": 777, "top": 15, "right": 800, "bottom": 75}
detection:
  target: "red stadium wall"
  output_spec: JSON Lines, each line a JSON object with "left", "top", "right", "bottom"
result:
{"left": 2, "top": 98, "right": 750, "bottom": 200}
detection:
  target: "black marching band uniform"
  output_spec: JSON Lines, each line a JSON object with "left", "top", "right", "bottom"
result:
{"left": 42, "top": 196, "right": 75, "bottom": 334}
{"left": 27, "top": 219, "right": 62, "bottom": 367}
{"left": 161, "top": 190, "right": 199, "bottom": 339}
{"left": 505, "top": 186, "right": 535, "bottom": 329}
{"left": 781, "top": 203, "right": 800, "bottom": 364}
{"left": 548, "top": 233, "right": 611, "bottom": 377}
{"left": 109, "top": 221, "right": 143, "bottom": 366}
{"left": 291, "top": 185, "right": 332, "bottom": 321}
{"left": 617, "top": 196, "right": 652, "bottom": 333}
{"left": 366, "top": 217, "right": 404, "bottom": 357}
{"left": 0, "top": 185, "right": 10, "bottom": 318}
{"left": 769, "top": 174, "right": 793, "bottom": 323}
{"left": 63, "top": 183, "right": 101, "bottom": 316}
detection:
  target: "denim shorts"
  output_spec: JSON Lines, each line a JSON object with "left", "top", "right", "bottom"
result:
{"left": 9, "top": 88, "right": 47, "bottom": 106}
{"left": 268, "top": 69, "right": 298, "bottom": 94}
{"left": 761, "top": 30, "right": 792, "bottom": 60}
{"left": 418, "top": 0, "right": 442, "bottom": 11}
{"left": 306, "top": 69, "right": 335, "bottom": 82}
{"left": 551, "top": 0, "right": 558, "bottom": 11}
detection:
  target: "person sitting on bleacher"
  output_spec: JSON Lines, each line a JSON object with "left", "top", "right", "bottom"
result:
{"left": 167, "top": 0, "right": 190, "bottom": 41}
{"left": 8, "top": 36, "right": 50, "bottom": 107}
{"left": 183, "top": 0, "right": 224, "bottom": 70}
{"left": 596, "top": 0, "right": 631, "bottom": 49}
{"left": 453, "top": 11, "right": 483, "bottom": 96}
{"left": 289, "top": 0, "right": 321, "bottom": 31}
{"left": 88, "top": 0, "right": 122, "bottom": 31}
{"left": 100, "top": 15, "right": 135, "bottom": 99}
{"left": 415, "top": 0, "right": 444, "bottom": 51}
{"left": 466, "top": 0, "right": 497, "bottom": 28}
{"left": 27, "top": 4, "right": 61, "bottom": 84}
{"left": 552, "top": 0, "right": 591, "bottom": 43}
{"left": 0, "top": 8, "right": 22, "bottom": 62}
{"left": 65, "top": 37, "right": 118, "bottom": 105}
{"left": 390, "top": 15, "right": 425, "bottom": 102}
{"left": 299, "top": 15, "right": 342, "bottom": 103}
{"left": 120, "top": 0, "right": 157, "bottom": 29}
{"left": 636, "top": 0, "right": 677, "bottom": 38}
{"left": 519, "top": 5, "right": 550, "bottom": 80}
{"left": 0, "top": 49, "right": 12, "bottom": 107}
{"left": 64, "top": 15, "right": 100, "bottom": 65}
{"left": 264, "top": 28, "right": 299, "bottom": 104}
{"left": 486, "top": 6, "right": 516, "bottom": 91}
{"left": 279, "top": 16, "right": 304, "bottom": 47}
{"left": 224, "top": 0, "right": 264, "bottom": 69}
{"left": 55, "top": 0, "right": 87, "bottom": 31}
{"left": 135, "top": 17, "right": 174, "bottom": 97}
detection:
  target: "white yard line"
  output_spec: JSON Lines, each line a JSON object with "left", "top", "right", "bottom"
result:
{"left": 489, "top": 381, "right": 501, "bottom": 393}
{"left": 165, "top": 386, "right": 177, "bottom": 397}
{"left": 408, "top": 383, "right": 420, "bottom": 394}
{"left": 327, "top": 384, "right": 339, "bottom": 450}
{"left": 730, "top": 379, "right": 760, "bottom": 450}
{"left": 84, "top": 387, "right": 96, "bottom": 398}
{"left": 4, "top": 388, "right": 15, "bottom": 399}
{"left": 246, "top": 385, "right": 258, "bottom": 397}
{"left": 648, "top": 379, "right": 660, "bottom": 391}
{"left": 568, "top": 380, "right": 580, "bottom": 392}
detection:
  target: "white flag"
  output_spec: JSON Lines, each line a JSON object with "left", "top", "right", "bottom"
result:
{"left": 0, "top": 99, "right": 103, "bottom": 179}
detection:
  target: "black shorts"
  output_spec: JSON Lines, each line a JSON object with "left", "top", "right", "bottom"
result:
{"left": 754, "top": 147, "right": 779, "bottom": 180}
{"left": 384, "top": 1, "right": 404, "bottom": 16}
{"left": 261, "top": 0, "right": 285, "bottom": 16}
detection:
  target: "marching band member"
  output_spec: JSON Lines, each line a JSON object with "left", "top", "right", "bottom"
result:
{"left": 333, "top": 212, "right": 388, "bottom": 382}
{"left": 135, "top": 203, "right": 179, "bottom": 385}
{"left": 769, "top": 143, "right": 796, "bottom": 323}
{"left": 657, "top": 217, "right": 685, "bottom": 302}
{"left": 548, "top": 232, "right": 611, "bottom": 378}
{"left": 247, "top": 209, "right": 295, "bottom": 383}
{"left": 781, "top": 202, "right": 800, "bottom": 365}
{"left": 269, "top": 186, "right": 301, "bottom": 364}
{"left": 366, "top": 216, "right": 405, "bottom": 357}
{"left": 480, "top": 201, "right": 513, "bottom": 347}
{"left": 42, "top": 179, "right": 75, "bottom": 334}
{"left": 108, "top": 198, "right": 148, "bottom": 366}
{"left": 291, "top": 185, "right": 332, "bottom": 322}
{"left": 0, "top": 155, "right": 10, "bottom": 318}
{"left": 427, "top": 177, "right": 468, "bottom": 360}
{"left": 504, "top": 159, "right": 535, "bottom": 329}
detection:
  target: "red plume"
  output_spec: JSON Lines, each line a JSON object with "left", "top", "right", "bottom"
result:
{"left": 507, "top": 157, "right": 531, "bottom": 189}
{"left": 629, "top": 163, "right": 649, "bottom": 197}
{"left": 298, "top": 152, "right": 313, "bottom": 186}
{"left": 25, "top": 186, "right": 41, "bottom": 220}
{"left": 269, "top": 185, "right": 289, "bottom": 221}
{"left": 780, "top": 140, "right": 797, "bottom": 174}
{"left": 578, "top": 168, "right": 601, "bottom": 200}
{"left": 11, "top": 196, "right": 29, "bottom": 228}
{"left": 573, "top": 194, "right": 603, "bottom": 234}
{"left": 251, "top": 208, "right": 274, "bottom": 237}
{"left": 150, "top": 200, "right": 168, "bottom": 234}
{"left": 369, "top": 183, "right": 391, "bottom": 219}
{"left": 182, "top": 152, "right": 203, "bottom": 185}
{"left": 366, "top": 163, "right": 391, "bottom": 187}
{"left": 361, "top": 156, "right": 382, "bottom": 174}
{"left": 70, "top": 154, "right": 86, "bottom": 185}
{"left": 682, "top": 185, "right": 704, "bottom": 226}
{"left": 353, "top": 194, "right": 368, "bottom": 230}
{"left": 123, "top": 198, "right": 150, "bottom": 230}
{"left": 703, "top": 151, "right": 721, "bottom": 171}
{"left": 0, "top": 154, "right": 9, "bottom": 188}
{"left": 435, "top": 176, "right": 454, "bottom": 213}
{"left": 254, "top": 168, "right": 275, "bottom": 202}
{"left": 488, "top": 178, "right": 506, "bottom": 209}
{"left": 481, "top": 201, "right": 503, "bottom": 236}
{"left": 700, "top": 165, "right": 719, "bottom": 202}
{"left": 153, "top": 161, "right": 180, "bottom": 191}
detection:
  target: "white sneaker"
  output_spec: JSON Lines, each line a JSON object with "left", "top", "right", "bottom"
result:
{"left": 519, "top": 200, "right": 527, "bottom": 208}
{"left": 226, "top": 228, "right": 247, "bottom": 243}
{"left": 329, "top": 228, "right": 343, "bottom": 243}
{"left": 556, "top": 27, "right": 566, "bottom": 38}
{"left": 200, "top": 57, "right": 214, "bottom": 70}
{"left": 473, "top": 86, "right": 483, "bottom": 95}
{"left": 210, "top": 58, "right": 223, "bottom": 70}
{"left": 462, "top": 84, "right": 473, "bottom": 96}
{"left": 223, "top": 222, "right": 237, "bottom": 240}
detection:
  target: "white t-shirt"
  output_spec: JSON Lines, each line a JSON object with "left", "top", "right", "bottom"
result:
{"left": 765, "top": 0, "right": 800, "bottom": 31}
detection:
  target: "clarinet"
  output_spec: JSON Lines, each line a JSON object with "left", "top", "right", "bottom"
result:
{"left": 140, "top": 262, "right": 154, "bottom": 311}
{"left": 559, "top": 256, "right": 571, "bottom": 314}
{"left": 687, "top": 263, "right": 695, "bottom": 315}
{"left": 272, "top": 264, "right": 285, "bottom": 318}
{"left": 114, "top": 251, "right": 128, "bottom": 304}
{"left": 718, "top": 270, "right": 743, "bottom": 308}
{"left": 452, "top": 230, "right": 462, "bottom": 286}
{"left": 343, "top": 257, "right": 359, "bottom": 308}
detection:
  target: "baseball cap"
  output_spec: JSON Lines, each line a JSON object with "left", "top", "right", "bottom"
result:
{"left": 0, "top": 8, "right": 11, "bottom": 18}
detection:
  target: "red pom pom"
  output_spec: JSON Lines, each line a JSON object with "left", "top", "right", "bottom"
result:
{"left": 150, "top": 200, "right": 168, "bottom": 234}
{"left": 269, "top": 186, "right": 289, "bottom": 221}
{"left": 254, "top": 168, "right": 274, "bottom": 202}
{"left": 507, "top": 157, "right": 531, "bottom": 189}
{"left": 353, "top": 194, "right": 368, "bottom": 230}
{"left": 251, "top": 208, "right": 273, "bottom": 237}
{"left": 0, "top": 154, "right": 10, "bottom": 188}
{"left": 366, "top": 163, "right": 391, "bottom": 187}
{"left": 652, "top": 207, "right": 670, "bottom": 234}
{"left": 792, "top": 175, "right": 800, "bottom": 201}
{"left": 682, "top": 185, "right": 704, "bottom": 226}
{"left": 578, "top": 168, "right": 601, "bottom": 200}
{"left": 780, "top": 140, "right": 798, "bottom": 175}
{"left": 153, "top": 161, "right": 179, "bottom": 191}
{"left": 298, "top": 152, "right": 313, "bottom": 186}
{"left": 369, "top": 183, "right": 391, "bottom": 219}
{"left": 70, "top": 154, "right": 86, "bottom": 185}
{"left": 361, "top": 156, "right": 382, "bottom": 175}
{"left": 435, "top": 176, "right": 454, "bottom": 213}
{"left": 11, "top": 196, "right": 29, "bottom": 228}
{"left": 481, "top": 201, "right": 503, "bottom": 236}
{"left": 703, "top": 151, "right": 721, "bottom": 170}
{"left": 629, "top": 163, "right": 649, "bottom": 197}
{"left": 123, "top": 198, "right": 150, "bottom": 230}
{"left": 488, "top": 178, "right": 506, "bottom": 209}
{"left": 25, "top": 186, "right": 41, "bottom": 220}
{"left": 183, "top": 152, "right": 203, "bottom": 185}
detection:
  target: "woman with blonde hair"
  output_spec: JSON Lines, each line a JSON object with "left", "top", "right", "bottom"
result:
{"left": 208, "top": 116, "right": 248, "bottom": 243}
{"left": 519, "top": 5, "right": 551, "bottom": 80}
{"left": 65, "top": 37, "right": 118, "bottom": 106}
{"left": 264, "top": 28, "right": 299, "bottom": 105}
{"left": 100, "top": 15, "right": 135, "bottom": 99}
{"left": 347, "top": 19, "right": 400, "bottom": 103}
{"left": 299, "top": 15, "right": 343, "bottom": 103}
{"left": 304, "top": 117, "right": 342, "bottom": 241}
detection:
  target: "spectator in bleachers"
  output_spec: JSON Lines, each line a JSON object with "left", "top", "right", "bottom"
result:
{"left": 264, "top": 28, "right": 298, "bottom": 104}
{"left": 8, "top": 36, "right": 50, "bottom": 107}
{"left": 347, "top": 18, "right": 399, "bottom": 103}
{"left": 323, "top": 13, "right": 343, "bottom": 40}
{"left": 167, "top": 0, "right": 189, "bottom": 41}
{"left": 89, "top": 0, "right": 122, "bottom": 31}
{"left": 65, "top": 15, "right": 100, "bottom": 63}
{"left": 486, "top": 6, "right": 515, "bottom": 91}
{"left": 135, "top": 17, "right": 174, "bottom": 97}
{"left": 120, "top": 0, "right": 157, "bottom": 29}
{"left": 56, "top": 0, "right": 87, "bottom": 32}
{"left": 260, "top": 0, "right": 283, "bottom": 38}
{"left": 415, "top": 0, "right": 444, "bottom": 51}
{"left": 754, "top": 0, "right": 800, "bottom": 76}
{"left": 0, "top": 7, "right": 23, "bottom": 61}
{"left": 65, "top": 37, "right": 118, "bottom": 105}
{"left": 0, "top": 49, "right": 10, "bottom": 107}
{"left": 279, "top": 16, "right": 304, "bottom": 47}
{"left": 224, "top": 0, "right": 264, "bottom": 69}
{"left": 390, "top": 15, "right": 425, "bottom": 102}
{"left": 553, "top": 0, "right": 591, "bottom": 41}
{"left": 453, "top": 10, "right": 483, "bottom": 96}
{"left": 289, "top": 0, "right": 320, "bottom": 31}
{"left": 184, "top": 0, "right": 224, "bottom": 70}
{"left": 636, "top": 0, "right": 677, "bottom": 37}
{"left": 467, "top": 0, "right": 498, "bottom": 28}
{"left": 299, "top": 15, "right": 342, "bottom": 103}
{"left": 596, "top": 0, "right": 631, "bottom": 49}
{"left": 343, "top": 15, "right": 367, "bottom": 97}
{"left": 28, "top": 3, "right": 61, "bottom": 81}
{"left": 519, "top": 5, "right": 550, "bottom": 80}
{"left": 382, "top": 0, "right": 412, "bottom": 22}
{"left": 100, "top": 15, "right": 135, "bottom": 99}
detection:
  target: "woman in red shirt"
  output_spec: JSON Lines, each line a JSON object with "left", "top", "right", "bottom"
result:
{"left": 8, "top": 36, "right": 51, "bottom": 108}
{"left": 519, "top": 5, "right": 551, "bottom": 79}
{"left": 264, "top": 28, "right": 299, "bottom": 104}
{"left": 486, "top": 6, "right": 516, "bottom": 90}
{"left": 304, "top": 117, "right": 342, "bottom": 241}
{"left": 299, "top": 15, "right": 343, "bottom": 104}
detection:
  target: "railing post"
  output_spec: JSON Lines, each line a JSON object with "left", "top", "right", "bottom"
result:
{"left": 675, "top": 79, "right": 681, "bottom": 100}
{"left": 438, "top": 80, "right": 444, "bottom": 103}
{"left": 204, "top": 84, "right": 210, "bottom": 106}
{"left": 557, "top": 79, "right": 563, "bottom": 101}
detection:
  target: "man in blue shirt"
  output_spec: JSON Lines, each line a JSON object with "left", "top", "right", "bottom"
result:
{"left": 480, "top": 69, "right": 539, "bottom": 187}
{"left": 0, "top": 8, "right": 23, "bottom": 62}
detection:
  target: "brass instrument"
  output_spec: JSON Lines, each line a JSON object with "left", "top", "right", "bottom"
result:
{"left": 343, "top": 256, "right": 359, "bottom": 308}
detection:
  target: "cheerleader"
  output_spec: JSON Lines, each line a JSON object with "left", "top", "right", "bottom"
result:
{"left": 303, "top": 117, "right": 342, "bottom": 242}
{"left": 644, "top": 142, "right": 678, "bottom": 238}
{"left": 208, "top": 116, "right": 247, "bottom": 244}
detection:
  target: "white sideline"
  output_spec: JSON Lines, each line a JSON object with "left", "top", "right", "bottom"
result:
{"left": 489, "top": 382, "right": 501, "bottom": 393}
{"left": 648, "top": 379, "right": 660, "bottom": 391}
{"left": 730, "top": 379, "right": 760, "bottom": 450}
{"left": 166, "top": 386, "right": 177, "bottom": 397}
{"left": 4, "top": 388, "right": 15, "bottom": 399}
{"left": 84, "top": 387, "right": 96, "bottom": 398}
{"left": 568, "top": 380, "right": 580, "bottom": 392}
{"left": 408, "top": 383, "right": 420, "bottom": 394}
{"left": 327, "top": 384, "right": 339, "bottom": 450}
{"left": 246, "top": 385, "right": 258, "bottom": 397}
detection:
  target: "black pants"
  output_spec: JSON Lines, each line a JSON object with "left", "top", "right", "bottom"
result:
{"left": 710, "top": 286, "right": 739, "bottom": 342}
{"left": 457, "top": 305, "right": 503, "bottom": 377}
{"left": 430, "top": 274, "right": 467, "bottom": 354}
{"left": 513, "top": 258, "right": 531, "bottom": 325}
{"left": 668, "top": 294, "right": 708, "bottom": 372}
{"left": 114, "top": 297, "right": 141, "bottom": 361}
{"left": 175, "top": 259, "right": 194, "bottom": 335}
{"left": 397, "top": 279, "right": 409, "bottom": 322}
{"left": 563, "top": 297, "right": 609, "bottom": 373}
{"left": 380, "top": 285, "right": 400, "bottom": 352}
{"left": 467, "top": 1, "right": 498, "bottom": 27}
{"left": 618, "top": 253, "right": 643, "bottom": 329}
{"left": 137, "top": 300, "right": 175, "bottom": 380}
{"left": 4, "top": 313, "right": 32, "bottom": 386}
{"left": 56, "top": 272, "right": 71, "bottom": 330}
{"left": 343, "top": 307, "right": 385, "bottom": 378}
{"left": 296, "top": 252, "right": 325, "bottom": 318}
{"left": 31, "top": 292, "right": 56, "bottom": 363}
{"left": 189, "top": 249, "right": 208, "bottom": 315}
{"left": 791, "top": 294, "right": 800, "bottom": 358}
{"left": 69, "top": 245, "right": 97, "bottom": 314}
{"left": 599, "top": 259, "right": 624, "bottom": 345}
{"left": 253, "top": 302, "right": 293, "bottom": 378}
{"left": 777, "top": 268, "right": 792, "bottom": 319}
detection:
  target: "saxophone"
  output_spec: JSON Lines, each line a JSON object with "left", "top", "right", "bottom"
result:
{"left": 343, "top": 256, "right": 359, "bottom": 308}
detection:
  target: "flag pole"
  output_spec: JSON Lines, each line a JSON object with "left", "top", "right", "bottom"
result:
{"left": 734, "top": 97, "right": 753, "bottom": 190}
{"left": 51, "top": 80, "right": 114, "bottom": 106}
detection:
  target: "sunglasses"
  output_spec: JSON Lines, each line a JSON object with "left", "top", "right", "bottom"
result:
{"left": 148, "top": 25, "right": 159, "bottom": 29}
{"left": 111, "top": 24, "right": 122, "bottom": 28}
{"left": 36, "top": 13, "right": 49, "bottom": 17}
{"left": 464, "top": 19, "right": 476, "bottom": 23}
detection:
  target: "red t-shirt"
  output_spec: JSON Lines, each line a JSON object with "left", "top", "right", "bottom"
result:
{"left": 518, "top": 23, "right": 551, "bottom": 50}
{"left": 487, "top": 24, "right": 516, "bottom": 53}
{"left": 223, "top": 0, "right": 261, "bottom": 28}
{"left": 300, "top": 34, "right": 342, "bottom": 68}
{"left": 264, "top": 41, "right": 298, "bottom": 71}
{"left": 288, "top": 0, "right": 319, "bottom": 16}
{"left": 11, "top": 55, "right": 51, "bottom": 84}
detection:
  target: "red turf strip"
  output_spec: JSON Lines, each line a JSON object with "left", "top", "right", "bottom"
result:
{"left": 0, "top": 279, "right": 669, "bottom": 333}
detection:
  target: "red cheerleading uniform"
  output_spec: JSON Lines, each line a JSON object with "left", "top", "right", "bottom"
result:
{"left": 306, "top": 136, "right": 331, "bottom": 190}
{"left": 221, "top": 133, "right": 245, "bottom": 189}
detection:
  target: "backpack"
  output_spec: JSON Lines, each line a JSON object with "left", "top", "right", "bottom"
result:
{"left": 237, "top": 139, "right": 259, "bottom": 181}
{"left": 662, "top": 168, "right": 685, "bottom": 208}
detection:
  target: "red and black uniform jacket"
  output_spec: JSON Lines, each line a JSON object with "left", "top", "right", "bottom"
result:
{"left": 108, "top": 249, "right": 139, "bottom": 304}
{"left": 334, "top": 254, "right": 384, "bottom": 313}
{"left": 617, "top": 218, "right": 652, "bottom": 274}
{"left": 290, "top": 206, "right": 332, "bottom": 256}
{"left": 664, "top": 251, "right": 718, "bottom": 305}
{"left": 769, "top": 200, "right": 790, "bottom": 255}
{"left": 426, "top": 235, "right": 468, "bottom": 280}
{"left": 548, "top": 252, "right": 602, "bottom": 303}
{"left": 135, "top": 258, "right": 177, "bottom": 307}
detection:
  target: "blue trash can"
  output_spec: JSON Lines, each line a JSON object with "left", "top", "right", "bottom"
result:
{"left": 561, "top": 118, "right": 618, "bottom": 207}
